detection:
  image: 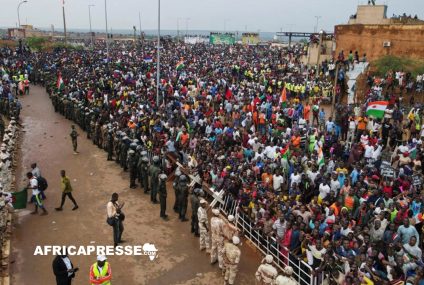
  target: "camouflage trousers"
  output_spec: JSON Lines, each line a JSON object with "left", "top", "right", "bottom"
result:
{"left": 224, "top": 264, "right": 238, "bottom": 285}
{"left": 199, "top": 225, "right": 210, "bottom": 250}
{"left": 210, "top": 236, "right": 224, "bottom": 269}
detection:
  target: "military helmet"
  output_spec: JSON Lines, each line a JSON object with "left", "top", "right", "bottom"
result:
{"left": 128, "top": 149, "right": 135, "bottom": 155}
{"left": 159, "top": 173, "right": 167, "bottom": 180}
{"left": 136, "top": 145, "right": 142, "bottom": 151}
{"left": 130, "top": 143, "right": 137, "bottom": 150}
{"left": 179, "top": 175, "right": 187, "bottom": 182}
{"left": 152, "top": 156, "right": 160, "bottom": 163}
{"left": 142, "top": 157, "right": 149, "bottom": 163}
{"left": 140, "top": 151, "right": 148, "bottom": 156}
{"left": 193, "top": 188, "right": 202, "bottom": 195}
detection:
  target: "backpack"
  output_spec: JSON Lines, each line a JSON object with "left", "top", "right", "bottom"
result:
{"left": 37, "top": 176, "right": 48, "bottom": 191}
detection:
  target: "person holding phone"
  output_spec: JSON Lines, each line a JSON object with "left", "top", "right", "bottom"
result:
{"left": 107, "top": 193, "right": 125, "bottom": 247}
{"left": 52, "top": 253, "right": 79, "bottom": 285}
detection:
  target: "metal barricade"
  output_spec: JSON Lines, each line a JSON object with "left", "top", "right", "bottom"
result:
{"left": 218, "top": 194, "right": 315, "bottom": 285}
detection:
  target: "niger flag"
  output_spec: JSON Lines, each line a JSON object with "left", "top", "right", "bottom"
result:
{"left": 279, "top": 86, "right": 287, "bottom": 108}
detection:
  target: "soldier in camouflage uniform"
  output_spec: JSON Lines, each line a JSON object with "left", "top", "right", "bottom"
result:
{"left": 210, "top": 208, "right": 225, "bottom": 269}
{"left": 223, "top": 236, "right": 241, "bottom": 285}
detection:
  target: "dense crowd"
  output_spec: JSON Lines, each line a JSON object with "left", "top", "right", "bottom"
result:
{"left": 2, "top": 37, "right": 424, "bottom": 284}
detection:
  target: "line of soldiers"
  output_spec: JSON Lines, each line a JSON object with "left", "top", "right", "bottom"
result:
{"left": 52, "top": 92, "right": 172, "bottom": 219}
{"left": 49, "top": 91, "right": 298, "bottom": 285}
{"left": 0, "top": 97, "right": 21, "bottom": 121}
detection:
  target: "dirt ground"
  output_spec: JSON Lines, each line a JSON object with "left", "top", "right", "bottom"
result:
{"left": 9, "top": 85, "right": 260, "bottom": 285}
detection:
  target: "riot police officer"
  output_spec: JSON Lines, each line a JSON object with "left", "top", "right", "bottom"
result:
{"left": 149, "top": 156, "right": 161, "bottom": 204}
{"left": 191, "top": 188, "right": 203, "bottom": 236}
{"left": 140, "top": 156, "right": 150, "bottom": 194}
{"left": 106, "top": 129, "right": 114, "bottom": 161}
{"left": 177, "top": 175, "right": 189, "bottom": 222}
{"left": 127, "top": 146, "right": 138, "bottom": 189}
{"left": 173, "top": 168, "right": 182, "bottom": 213}
{"left": 158, "top": 173, "right": 168, "bottom": 220}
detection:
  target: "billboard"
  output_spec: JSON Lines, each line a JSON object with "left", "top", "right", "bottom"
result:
{"left": 242, "top": 33, "right": 260, "bottom": 45}
{"left": 210, "top": 33, "right": 235, "bottom": 45}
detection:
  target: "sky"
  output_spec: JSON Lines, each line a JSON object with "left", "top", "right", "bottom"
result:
{"left": 1, "top": 0, "right": 424, "bottom": 33}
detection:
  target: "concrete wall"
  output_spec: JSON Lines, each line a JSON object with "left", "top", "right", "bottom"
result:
{"left": 301, "top": 39, "right": 334, "bottom": 65}
{"left": 335, "top": 24, "right": 424, "bottom": 61}
{"left": 348, "top": 5, "right": 390, "bottom": 25}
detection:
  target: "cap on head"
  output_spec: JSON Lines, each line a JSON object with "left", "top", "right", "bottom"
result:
{"left": 265, "top": 255, "right": 273, "bottom": 263}
{"left": 283, "top": 266, "right": 293, "bottom": 276}
{"left": 212, "top": 208, "right": 220, "bottom": 216}
{"left": 97, "top": 255, "right": 107, "bottom": 262}
{"left": 232, "top": 236, "right": 240, "bottom": 245}
{"left": 228, "top": 215, "right": 235, "bottom": 222}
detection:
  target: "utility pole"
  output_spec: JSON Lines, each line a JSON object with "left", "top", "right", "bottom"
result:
{"left": 88, "top": 4, "right": 95, "bottom": 48}
{"left": 138, "top": 12, "right": 142, "bottom": 41}
{"left": 156, "top": 0, "right": 161, "bottom": 107}
{"left": 104, "top": 0, "right": 109, "bottom": 59}
{"left": 314, "top": 16, "right": 321, "bottom": 33}
{"left": 185, "top": 18, "right": 190, "bottom": 36}
{"left": 62, "top": 0, "right": 67, "bottom": 44}
{"left": 177, "top": 18, "right": 181, "bottom": 41}
{"left": 133, "top": 26, "right": 136, "bottom": 47}
{"left": 331, "top": 63, "right": 340, "bottom": 118}
{"left": 316, "top": 30, "right": 324, "bottom": 79}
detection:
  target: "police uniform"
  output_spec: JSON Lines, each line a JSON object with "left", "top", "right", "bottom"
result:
{"left": 158, "top": 173, "right": 168, "bottom": 219}
{"left": 148, "top": 156, "right": 161, "bottom": 203}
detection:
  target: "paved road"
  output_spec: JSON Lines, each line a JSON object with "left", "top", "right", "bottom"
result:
{"left": 10, "top": 85, "right": 260, "bottom": 284}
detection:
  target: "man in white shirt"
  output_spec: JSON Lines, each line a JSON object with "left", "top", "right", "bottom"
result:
{"left": 364, "top": 143, "right": 374, "bottom": 159}
{"left": 26, "top": 172, "right": 48, "bottom": 215}
{"left": 318, "top": 181, "right": 331, "bottom": 202}
{"left": 290, "top": 170, "right": 301, "bottom": 187}
{"left": 273, "top": 171, "right": 284, "bottom": 192}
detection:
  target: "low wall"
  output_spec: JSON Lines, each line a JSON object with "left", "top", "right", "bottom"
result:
{"left": 0, "top": 119, "right": 20, "bottom": 285}
{"left": 335, "top": 24, "right": 424, "bottom": 61}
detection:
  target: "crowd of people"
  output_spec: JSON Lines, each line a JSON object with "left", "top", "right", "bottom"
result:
{"left": 2, "top": 35, "right": 424, "bottom": 284}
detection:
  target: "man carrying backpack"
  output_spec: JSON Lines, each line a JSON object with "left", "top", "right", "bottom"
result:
{"left": 26, "top": 172, "right": 48, "bottom": 216}
{"left": 31, "top": 163, "right": 47, "bottom": 200}
{"left": 55, "top": 170, "right": 78, "bottom": 211}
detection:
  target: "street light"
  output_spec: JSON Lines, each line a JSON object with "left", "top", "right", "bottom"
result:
{"left": 88, "top": 4, "right": 95, "bottom": 48}
{"left": 185, "top": 18, "right": 190, "bottom": 36}
{"left": 17, "top": 0, "right": 28, "bottom": 28}
{"left": 314, "top": 16, "right": 322, "bottom": 33}
{"left": 177, "top": 17, "right": 182, "bottom": 41}
{"left": 104, "top": 0, "right": 109, "bottom": 59}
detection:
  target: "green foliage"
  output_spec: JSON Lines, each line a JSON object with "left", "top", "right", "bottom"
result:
{"left": 25, "top": 37, "right": 47, "bottom": 51}
{"left": 373, "top": 56, "right": 424, "bottom": 77}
